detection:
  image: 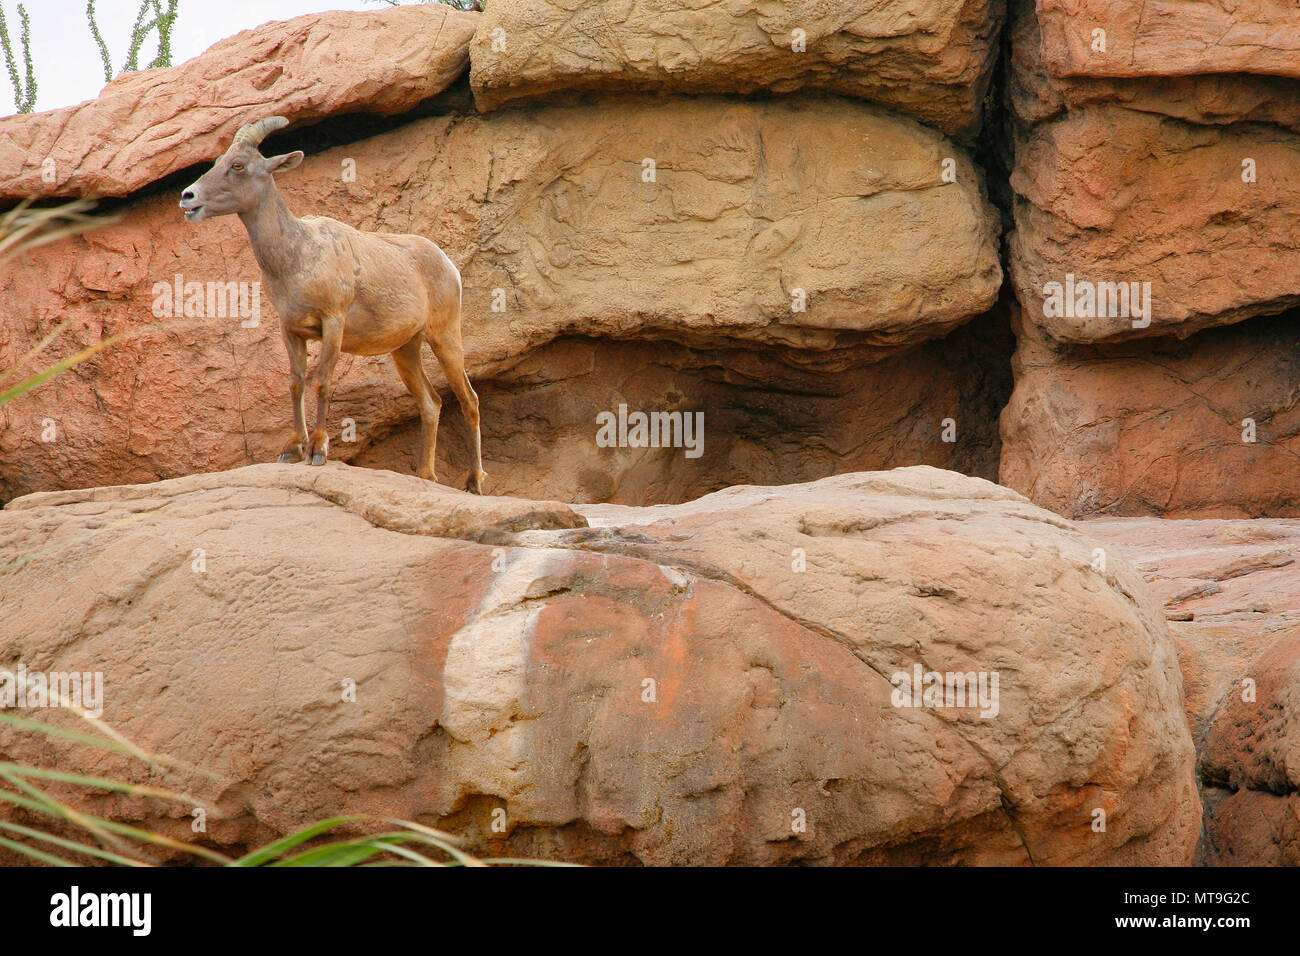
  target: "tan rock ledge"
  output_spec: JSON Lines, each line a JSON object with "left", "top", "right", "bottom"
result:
{"left": 0, "top": 463, "right": 1200, "bottom": 866}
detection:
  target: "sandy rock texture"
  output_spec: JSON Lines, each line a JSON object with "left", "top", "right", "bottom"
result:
{"left": 0, "top": 464, "right": 1200, "bottom": 865}
{"left": 1006, "top": 0, "right": 1300, "bottom": 344}
{"left": 1086, "top": 517, "right": 1300, "bottom": 865}
{"left": 999, "top": 310, "right": 1300, "bottom": 519}
{"left": 1008, "top": 107, "right": 1300, "bottom": 342}
{"left": 0, "top": 4, "right": 478, "bottom": 202}
{"left": 1000, "top": 0, "right": 1300, "bottom": 522}
{"left": 353, "top": 318, "right": 1013, "bottom": 506}
{"left": 470, "top": 0, "right": 1006, "bottom": 139}
{"left": 1008, "top": 3, "right": 1300, "bottom": 131}
{"left": 1, "top": 95, "right": 1002, "bottom": 503}
{"left": 1003, "top": 1, "right": 1300, "bottom": 861}
{"left": 1035, "top": 0, "right": 1300, "bottom": 81}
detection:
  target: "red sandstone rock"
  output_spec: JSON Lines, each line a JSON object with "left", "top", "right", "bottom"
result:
{"left": 1, "top": 99, "right": 1001, "bottom": 503}
{"left": 0, "top": 464, "right": 1202, "bottom": 865}
{"left": 1008, "top": 2, "right": 1300, "bottom": 131}
{"left": 1085, "top": 516, "right": 1300, "bottom": 865}
{"left": 1008, "top": 0, "right": 1300, "bottom": 343}
{"left": 999, "top": 310, "right": 1300, "bottom": 519}
{"left": 0, "top": 4, "right": 478, "bottom": 202}
{"left": 1201, "top": 789, "right": 1300, "bottom": 866}
{"left": 1008, "top": 106, "right": 1300, "bottom": 343}
{"left": 1035, "top": 0, "right": 1300, "bottom": 81}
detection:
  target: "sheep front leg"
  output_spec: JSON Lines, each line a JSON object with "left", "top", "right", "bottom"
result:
{"left": 306, "top": 317, "right": 343, "bottom": 466}
{"left": 278, "top": 330, "right": 309, "bottom": 463}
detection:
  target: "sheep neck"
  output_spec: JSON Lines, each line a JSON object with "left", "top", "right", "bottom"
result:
{"left": 240, "top": 188, "right": 308, "bottom": 280}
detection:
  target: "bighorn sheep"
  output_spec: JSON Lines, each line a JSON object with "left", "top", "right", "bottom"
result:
{"left": 178, "top": 115, "right": 486, "bottom": 494}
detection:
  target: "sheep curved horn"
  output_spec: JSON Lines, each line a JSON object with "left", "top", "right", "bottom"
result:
{"left": 233, "top": 115, "right": 290, "bottom": 150}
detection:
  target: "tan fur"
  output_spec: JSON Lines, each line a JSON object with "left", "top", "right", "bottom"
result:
{"left": 180, "top": 116, "right": 486, "bottom": 493}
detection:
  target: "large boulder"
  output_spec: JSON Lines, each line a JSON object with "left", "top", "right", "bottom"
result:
{"left": 0, "top": 4, "right": 478, "bottom": 202}
{"left": 0, "top": 464, "right": 1201, "bottom": 865}
{"left": 469, "top": 0, "right": 1006, "bottom": 139}
{"left": 1085, "top": 516, "right": 1300, "bottom": 865}
{"left": 0, "top": 97, "right": 1002, "bottom": 503}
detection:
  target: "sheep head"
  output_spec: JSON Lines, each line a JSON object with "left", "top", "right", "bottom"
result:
{"left": 179, "top": 116, "right": 304, "bottom": 222}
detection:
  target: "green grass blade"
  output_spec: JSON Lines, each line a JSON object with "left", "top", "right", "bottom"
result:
{"left": 272, "top": 833, "right": 450, "bottom": 868}
{"left": 476, "top": 857, "right": 581, "bottom": 867}
{"left": 0, "top": 832, "right": 77, "bottom": 867}
{"left": 0, "top": 719, "right": 563, "bottom": 868}
{"left": 230, "top": 815, "right": 367, "bottom": 867}
{"left": 0, "top": 776, "right": 229, "bottom": 864}
{"left": 0, "top": 317, "right": 75, "bottom": 387}
{"left": 0, "top": 761, "right": 208, "bottom": 806}
{"left": 271, "top": 839, "right": 391, "bottom": 868}
{"left": 373, "top": 842, "right": 444, "bottom": 867}
{"left": 0, "top": 712, "right": 220, "bottom": 784}
{"left": 385, "top": 818, "right": 486, "bottom": 867}
{"left": 0, "top": 768, "right": 132, "bottom": 855}
{"left": 0, "top": 819, "right": 148, "bottom": 867}
{"left": 0, "top": 334, "right": 123, "bottom": 406}
{"left": 0, "top": 712, "right": 140, "bottom": 757}
{"left": 277, "top": 846, "right": 383, "bottom": 867}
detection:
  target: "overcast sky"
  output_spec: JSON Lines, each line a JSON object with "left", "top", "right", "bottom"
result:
{"left": 4, "top": 0, "right": 394, "bottom": 114}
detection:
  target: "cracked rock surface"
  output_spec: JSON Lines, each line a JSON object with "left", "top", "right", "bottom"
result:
{"left": 1000, "top": 0, "right": 1300, "bottom": 518}
{"left": 1007, "top": 0, "right": 1300, "bottom": 345}
{"left": 999, "top": 309, "right": 1300, "bottom": 519}
{"left": 469, "top": 0, "right": 1005, "bottom": 139}
{"left": 0, "top": 463, "right": 1199, "bottom": 865}
{"left": 1086, "top": 516, "right": 1300, "bottom": 865}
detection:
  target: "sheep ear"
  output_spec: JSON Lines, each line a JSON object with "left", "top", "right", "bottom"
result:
{"left": 267, "top": 151, "right": 304, "bottom": 173}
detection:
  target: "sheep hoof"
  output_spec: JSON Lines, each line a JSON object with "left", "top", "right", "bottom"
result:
{"left": 278, "top": 453, "right": 300, "bottom": 463}
{"left": 310, "top": 453, "right": 327, "bottom": 466}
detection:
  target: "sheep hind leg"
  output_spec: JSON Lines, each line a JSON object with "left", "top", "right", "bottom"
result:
{"left": 427, "top": 330, "right": 486, "bottom": 495}
{"left": 390, "top": 337, "right": 443, "bottom": 482}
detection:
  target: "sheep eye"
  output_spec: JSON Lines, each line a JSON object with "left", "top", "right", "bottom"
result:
{"left": 231, "top": 163, "right": 245, "bottom": 172}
